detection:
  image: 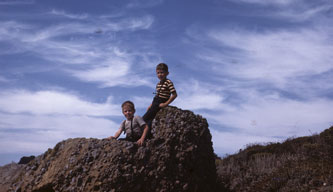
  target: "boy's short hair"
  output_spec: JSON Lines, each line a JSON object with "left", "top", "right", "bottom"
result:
{"left": 156, "top": 63, "right": 169, "bottom": 72}
{"left": 121, "top": 100, "right": 135, "bottom": 111}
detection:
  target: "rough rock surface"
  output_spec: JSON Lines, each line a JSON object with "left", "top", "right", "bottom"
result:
{"left": 1, "top": 106, "right": 218, "bottom": 192}
{"left": 0, "top": 163, "right": 24, "bottom": 192}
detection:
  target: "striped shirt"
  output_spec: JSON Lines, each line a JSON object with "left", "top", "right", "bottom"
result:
{"left": 156, "top": 79, "right": 176, "bottom": 99}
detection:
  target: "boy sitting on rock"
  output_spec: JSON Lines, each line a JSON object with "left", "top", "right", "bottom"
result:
{"left": 108, "top": 101, "right": 148, "bottom": 146}
{"left": 143, "top": 63, "right": 177, "bottom": 132}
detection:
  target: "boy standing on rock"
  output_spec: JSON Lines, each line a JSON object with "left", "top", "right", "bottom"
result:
{"left": 108, "top": 101, "right": 148, "bottom": 146}
{"left": 143, "top": 63, "right": 177, "bottom": 132}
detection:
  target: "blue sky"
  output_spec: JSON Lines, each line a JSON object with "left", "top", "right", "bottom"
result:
{"left": 1, "top": 0, "right": 333, "bottom": 165}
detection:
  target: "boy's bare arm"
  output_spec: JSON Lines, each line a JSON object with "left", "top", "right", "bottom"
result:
{"left": 108, "top": 128, "right": 122, "bottom": 139}
{"left": 137, "top": 124, "right": 149, "bottom": 146}
{"left": 146, "top": 103, "right": 152, "bottom": 111}
{"left": 159, "top": 92, "right": 177, "bottom": 108}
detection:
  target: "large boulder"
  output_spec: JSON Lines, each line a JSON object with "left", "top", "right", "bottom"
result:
{"left": 3, "top": 106, "right": 218, "bottom": 192}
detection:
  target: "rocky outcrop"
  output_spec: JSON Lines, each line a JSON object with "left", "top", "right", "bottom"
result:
{"left": 18, "top": 156, "right": 35, "bottom": 165}
{"left": 1, "top": 106, "right": 218, "bottom": 192}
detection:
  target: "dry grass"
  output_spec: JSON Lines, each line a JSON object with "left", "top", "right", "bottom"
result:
{"left": 216, "top": 126, "right": 333, "bottom": 192}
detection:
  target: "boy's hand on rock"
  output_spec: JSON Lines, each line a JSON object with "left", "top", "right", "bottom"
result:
{"left": 136, "top": 138, "right": 144, "bottom": 146}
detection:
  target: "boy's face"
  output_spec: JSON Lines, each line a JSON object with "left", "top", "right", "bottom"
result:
{"left": 122, "top": 106, "right": 134, "bottom": 120}
{"left": 156, "top": 69, "right": 168, "bottom": 81}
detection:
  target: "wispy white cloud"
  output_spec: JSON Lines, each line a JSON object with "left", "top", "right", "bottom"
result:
{"left": 69, "top": 57, "right": 152, "bottom": 87}
{"left": 274, "top": 4, "right": 333, "bottom": 22}
{"left": 0, "top": 89, "right": 120, "bottom": 116}
{"left": 0, "top": 0, "right": 34, "bottom": 5}
{"left": 0, "top": 89, "right": 121, "bottom": 154}
{"left": 204, "top": 76, "right": 333, "bottom": 156}
{"left": 0, "top": 76, "right": 9, "bottom": 82}
{"left": 0, "top": 14, "right": 156, "bottom": 87}
{"left": 71, "top": 59, "right": 130, "bottom": 83}
{"left": 209, "top": 96, "right": 333, "bottom": 155}
{"left": 174, "top": 79, "right": 226, "bottom": 111}
{"left": 49, "top": 9, "right": 89, "bottom": 20}
{"left": 31, "top": 40, "right": 104, "bottom": 65}
{"left": 229, "top": 0, "right": 333, "bottom": 22}
{"left": 0, "top": 113, "right": 119, "bottom": 154}
{"left": 131, "top": 96, "right": 153, "bottom": 109}
{"left": 203, "top": 26, "right": 333, "bottom": 88}
{"left": 112, "top": 16, "right": 154, "bottom": 30}
{"left": 208, "top": 92, "right": 333, "bottom": 137}
{"left": 12, "top": 16, "right": 154, "bottom": 43}
{"left": 0, "top": 21, "right": 31, "bottom": 41}
{"left": 0, "top": 14, "right": 154, "bottom": 49}
{"left": 230, "top": 0, "right": 300, "bottom": 6}
{"left": 126, "top": 0, "right": 163, "bottom": 9}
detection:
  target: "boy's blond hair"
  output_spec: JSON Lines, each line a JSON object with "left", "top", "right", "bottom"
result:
{"left": 121, "top": 100, "right": 135, "bottom": 111}
{"left": 156, "top": 63, "right": 169, "bottom": 72}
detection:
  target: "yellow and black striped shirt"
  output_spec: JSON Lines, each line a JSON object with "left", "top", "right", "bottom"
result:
{"left": 156, "top": 79, "right": 176, "bottom": 99}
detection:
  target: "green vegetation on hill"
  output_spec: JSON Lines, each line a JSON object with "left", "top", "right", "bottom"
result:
{"left": 216, "top": 126, "right": 333, "bottom": 192}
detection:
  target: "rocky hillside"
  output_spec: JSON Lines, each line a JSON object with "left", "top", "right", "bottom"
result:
{"left": 0, "top": 106, "right": 219, "bottom": 192}
{"left": 216, "top": 126, "right": 333, "bottom": 192}
{"left": 0, "top": 163, "right": 24, "bottom": 192}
